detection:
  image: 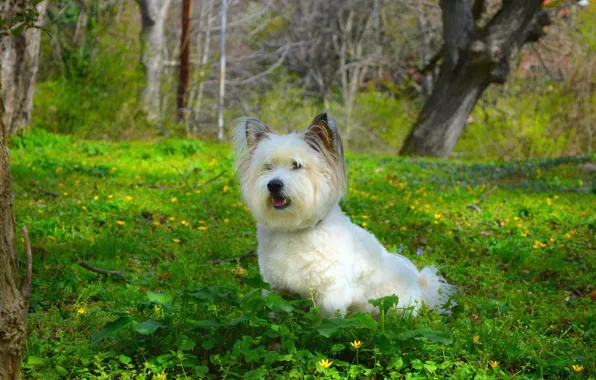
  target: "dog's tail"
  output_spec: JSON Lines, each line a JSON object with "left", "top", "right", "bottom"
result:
{"left": 418, "top": 266, "right": 456, "bottom": 313}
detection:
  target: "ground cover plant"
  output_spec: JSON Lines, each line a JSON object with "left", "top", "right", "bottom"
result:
{"left": 9, "top": 129, "right": 595, "bottom": 379}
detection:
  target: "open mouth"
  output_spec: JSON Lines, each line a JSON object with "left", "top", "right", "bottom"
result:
{"left": 271, "top": 195, "right": 291, "bottom": 210}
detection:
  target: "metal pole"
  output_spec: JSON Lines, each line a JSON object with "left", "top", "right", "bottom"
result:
{"left": 217, "top": 0, "right": 227, "bottom": 141}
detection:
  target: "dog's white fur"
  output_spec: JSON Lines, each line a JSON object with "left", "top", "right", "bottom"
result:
{"left": 232, "top": 113, "right": 455, "bottom": 317}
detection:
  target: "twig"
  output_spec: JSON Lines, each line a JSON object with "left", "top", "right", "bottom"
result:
{"left": 466, "top": 186, "right": 498, "bottom": 214}
{"left": 31, "top": 182, "right": 59, "bottom": 197}
{"left": 78, "top": 261, "right": 127, "bottom": 277}
{"left": 207, "top": 251, "right": 256, "bottom": 265}
{"left": 174, "top": 167, "right": 196, "bottom": 193}
{"left": 198, "top": 171, "right": 226, "bottom": 188}
{"left": 21, "top": 226, "right": 33, "bottom": 299}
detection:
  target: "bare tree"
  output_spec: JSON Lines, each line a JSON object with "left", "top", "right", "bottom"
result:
{"left": 136, "top": 0, "right": 172, "bottom": 122}
{"left": 1, "top": 0, "right": 47, "bottom": 135}
{"left": 399, "top": 0, "right": 551, "bottom": 157}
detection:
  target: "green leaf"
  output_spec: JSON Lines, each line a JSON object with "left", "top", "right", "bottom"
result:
{"left": 331, "top": 343, "right": 346, "bottom": 352}
{"left": 56, "top": 365, "right": 68, "bottom": 376}
{"left": 134, "top": 319, "right": 168, "bottom": 335}
{"left": 146, "top": 291, "right": 172, "bottom": 305}
{"left": 243, "top": 274, "right": 271, "bottom": 290}
{"left": 265, "top": 293, "right": 294, "bottom": 313}
{"left": 118, "top": 355, "right": 131, "bottom": 364}
{"left": 27, "top": 356, "right": 45, "bottom": 366}
{"left": 398, "top": 327, "right": 453, "bottom": 345}
{"left": 92, "top": 316, "right": 136, "bottom": 344}
{"left": 368, "top": 294, "right": 400, "bottom": 314}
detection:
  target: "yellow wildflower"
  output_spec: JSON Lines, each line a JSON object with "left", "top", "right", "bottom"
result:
{"left": 152, "top": 221, "right": 160, "bottom": 226}
{"left": 489, "top": 361, "right": 499, "bottom": 369}
{"left": 223, "top": 185, "right": 230, "bottom": 193}
{"left": 156, "top": 369, "right": 167, "bottom": 380}
{"left": 434, "top": 213, "right": 441, "bottom": 219}
{"left": 169, "top": 217, "right": 175, "bottom": 221}
{"left": 63, "top": 192, "right": 68, "bottom": 196}
{"left": 224, "top": 219, "right": 229, "bottom": 223}
{"left": 198, "top": 226, "right": 208, "bottom": 231}
{"left": 126, "top": 196, "right": 134, "bottom": 201}
{"left": 173, "top": 238, "right": 181, "bottom": 243}
{"left": 571, "top": 365, "right": 583, "bottom": 372}
{"left": 361, "top": 222, "right": 368, "bottom": 227}
{"left": 94, "top": 195, "right": 99, "bottom": 200}
{"left": 400, "top": 226, "right": 407, "bottom": 231}
{"left": 578, "top": 180, "right": 583, "bottom": 186}
{"left": 111, "top": 167, "right": 117, "bottom": 172}
{"left": 171, "top": 197, "right": 178, "bottom": 203}
{"left": 107, "top": 194, "right": 113, "bottom": 199}
{"left": 319, "top": 359, "right": 332, "bottom": 369}
{"left": 554, "top": 195, "right": 559, "bottom": 200}
{"left": 546, "top": 198, "right": 552, "bottom": 205}
{"left": 520, "top": 231, "right": 528, "bottom": 237}
{"left": 350, "top": 340, "right": 363, "bottom": 349}
{"left": 181, "top": 220, "right": 189, "bottom": 226}
{"left": 153, "top": 305, "right": 162, "bottom": 313}
{"left": 76, "top": 307, "right": 86, "bottom": 315}
{"left": 362, "top": 215, "right": 369, "bottom": 219}
{"left": 532, "top": 240, "right": 547, "bottom": 249}
{"left": 199, "top": 220, "right": 206, "bottom": 225}
{"left": 116, "top": 220, "right": 125, "bottom": 226}
{"left": 82, "top": 206, "right": 87, "bottom": 211}
{"left": 473, "top": 335, "right": 482, "bottom": 345}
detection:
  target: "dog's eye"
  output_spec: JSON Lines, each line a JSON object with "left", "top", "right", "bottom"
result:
{"left": 292, "top": 161, "right": 302, "bottom": 170}
{"left": 264, "top": 164, "right": 273, "bottom": 171}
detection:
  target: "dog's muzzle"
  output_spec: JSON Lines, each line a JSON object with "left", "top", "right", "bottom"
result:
{"left": 267, "top": 179, "right": 290, "bottom": 209}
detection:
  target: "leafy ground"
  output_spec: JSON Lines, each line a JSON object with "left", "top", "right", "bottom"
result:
{"left": 9, "top": 130, "right": 595, "bottom": 379}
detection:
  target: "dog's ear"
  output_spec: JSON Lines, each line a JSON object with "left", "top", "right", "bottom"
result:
{"left": 305, "top": 111, "right": 343, "bottom": 157}
{"left": 243, "top": 118, "right": 272, "bottom": 148}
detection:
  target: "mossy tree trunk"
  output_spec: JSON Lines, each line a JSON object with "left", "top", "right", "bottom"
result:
{"left": 399, "top": 0, "right": 551, "bottom": 157}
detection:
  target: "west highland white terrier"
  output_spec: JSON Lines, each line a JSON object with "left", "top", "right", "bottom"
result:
{"left": 232, "top": 111, "right": 455, "bottom": 317}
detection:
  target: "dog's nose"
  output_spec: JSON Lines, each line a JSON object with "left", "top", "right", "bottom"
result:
{"left": 267, "top": 179, "right": 284, "bottom": 193}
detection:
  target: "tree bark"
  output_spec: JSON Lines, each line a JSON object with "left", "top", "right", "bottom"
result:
{"left": 176, "top": 0, "right": 191, "bottom": 123}
{"left": 399, "top": 0, "right": 550, "bottom": 157}
{"left": 136, "top": 0, "right": 172, "bottom": 122}
{"left": 1, "top": 0, "right": 47, "bottom": 135}
{"left": 0, "top": 78, "right": 29, "bottom": 380}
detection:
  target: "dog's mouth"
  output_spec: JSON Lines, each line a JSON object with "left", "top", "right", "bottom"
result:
{"left": 271, "top": 195, "right": 291, "bottom": 210}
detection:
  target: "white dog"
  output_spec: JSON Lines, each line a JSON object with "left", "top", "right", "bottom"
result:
{"left": 232, "top": 111, "right": 455, "bottom": 317}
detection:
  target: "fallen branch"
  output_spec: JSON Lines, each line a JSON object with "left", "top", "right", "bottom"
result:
{"left": 466, "top": 186, "right": 498, "bottom": 214}
{"left": 21, "top": 226, "right": 33, "bottom": 299}
{"left": 208, "top": 251, "right": 256, "bottom": 265}
{"left": 31, "top": 182, "right": 59, "bottom": 197}
{"left": 78, "top": 261, "right": 127, "bottom": 277}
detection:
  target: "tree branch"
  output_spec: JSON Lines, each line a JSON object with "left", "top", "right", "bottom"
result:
{"left": 78, "top": 261, "right": 127, "bottom": 277}
{"left": 440, "top": 0, "right": 476, "bottom": 69}
{"left": 207, "top": 251, "right": 256, "bottom": 265}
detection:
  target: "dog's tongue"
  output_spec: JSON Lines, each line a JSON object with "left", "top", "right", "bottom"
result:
{"left": 272, "top": 196, "right": 286, "bottom": 207}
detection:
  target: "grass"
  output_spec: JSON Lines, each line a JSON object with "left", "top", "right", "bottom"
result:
{"left": 9, "top": 129, "right": 595, "bottom": 379}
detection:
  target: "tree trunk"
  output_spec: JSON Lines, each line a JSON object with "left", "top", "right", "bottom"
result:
{"left": 0, "top": 79, "right": 30, "bottom": 380}
{"left": 136, "top": 0, "right": 172, "bottom": 122}
{"left": 1, "top": 0, "right": 47, "bottom": 135}
{"left": 176, "top": 0, "right": 191, "bottom": 123}
{"left": 399, "top": 0, "right": 550, "bottom": 157}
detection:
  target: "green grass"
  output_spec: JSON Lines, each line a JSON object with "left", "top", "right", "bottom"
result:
{"left": 9, "top": 129, "right": 596, "bottom": 379}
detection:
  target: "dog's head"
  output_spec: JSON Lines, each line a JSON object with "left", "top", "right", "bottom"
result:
{"left": 232, "top": 111, "right": 346, "bottom": 231}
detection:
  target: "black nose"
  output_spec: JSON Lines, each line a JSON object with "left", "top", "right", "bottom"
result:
{"left": 267, "top": 179, "right": 283, "bottom": 193}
